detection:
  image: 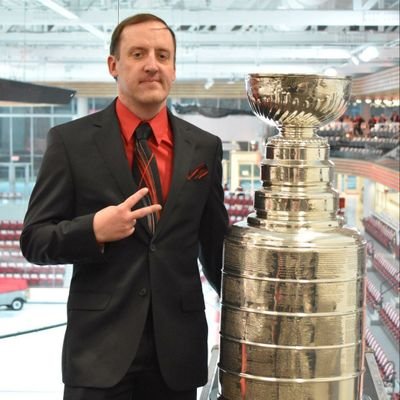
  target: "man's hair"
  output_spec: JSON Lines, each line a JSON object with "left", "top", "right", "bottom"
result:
{"left": 109, "top": 13, "right": 176, "bottom": 64}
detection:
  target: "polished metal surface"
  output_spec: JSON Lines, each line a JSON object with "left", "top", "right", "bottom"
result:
{"left": 204, "top": 347, "right": 383, "bottom": 400}
{"left": 219, "top": 74, "right": 366, "bottom": 400}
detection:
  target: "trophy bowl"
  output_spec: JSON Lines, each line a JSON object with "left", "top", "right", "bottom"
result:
{"left": 246, "top": 74, "right": 352, "bottom": 135}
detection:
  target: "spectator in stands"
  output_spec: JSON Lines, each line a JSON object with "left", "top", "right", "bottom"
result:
{"left": 235, "top": 185, "right": 245, "bottom": 197}
{"left": 368, "top": 116, "right": 377, "bottom": 130}
{"left": 390, "top": 111, "right": 400, "bottom": 123}
{"left": 378, "top": 113, "right": 387, "bottom": 123}
{"left": 20, "top": 13, "right": 228, "bottom": 400}
{"left": 353, "top": 115, "right": 365, "bottom": 136}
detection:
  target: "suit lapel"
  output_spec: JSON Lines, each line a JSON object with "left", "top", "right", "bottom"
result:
{"left": 91, "top": 104, "right": 196, "bottom": 239}
{"left": 154, "top": 112, "right": 195, "bottom": 238}
{"left": 92, "top": 101, "right": 151, "bottom": 238}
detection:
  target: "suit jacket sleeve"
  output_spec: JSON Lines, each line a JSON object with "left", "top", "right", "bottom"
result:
{"left": 198, "top": 138, "right": 229, "bottom": 294}
{"left": 20, "top": 125, "right": 104, "bottom": 265}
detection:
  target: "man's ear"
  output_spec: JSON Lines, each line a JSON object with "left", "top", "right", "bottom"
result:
{"left": 107, "top": 55, "right": 118, "bottom": 80}
{"left": 172, "top": 67, "right": 176, "bottom": 82}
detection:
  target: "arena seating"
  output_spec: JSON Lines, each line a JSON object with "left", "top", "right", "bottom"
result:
{"left": 0, "top": 240, "right": 20, "bottom": 250}
{"left": 366, "top": 279, "right": 382, "bottom": 309}
{"left": 318, "top": 120, "right": 399, "bottom": 159}
{"left": 362, "top": 215, "right": 397, "bottom": 251}
{"left": 370, "top": 122, "right": 400, "bottom": 138}
{"left": 333, "top": 146, "right": 384, "bottom": 159}
{"left": 0, "top": 220, "right": 66, "bottom": 287}
{"left": 349, "top": 137, "right": 398, "bottom": 149}
{"left": 366, "top": 241, "right": 374, "bottom": 257}
{"left": 379, "top": 303, "right": 400, "bottom": 344}
{"left": 0, "top": 229, "right": 22, "bottom": 241}
{"left": 0, "top": 220, "right": 23, "bottom": 230}
{"left": 365, "top": 328, "right": 395, "bottom": 383}
{"left": 224, "top": 191, "right": 254, "bottom": 225}
{"left": 394, "top": 243, "right": 400, "bottom": 260}
{"left": 372, "top": 253, "right": 400, "bottom": 294}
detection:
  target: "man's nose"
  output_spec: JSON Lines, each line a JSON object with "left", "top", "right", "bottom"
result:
{"left": 144, "top": 52, "right": 158, "bottom": 72}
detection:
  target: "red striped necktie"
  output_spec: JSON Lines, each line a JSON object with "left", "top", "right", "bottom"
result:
{"left": 132, "top": 122, "right": 163, "bottom": 233}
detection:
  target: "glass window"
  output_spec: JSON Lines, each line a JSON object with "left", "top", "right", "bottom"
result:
{"left": 33, "top": 117, "right": 51, "bottom": 153}
{"left": 240, "top": 99, "right": 252, "bottom": 111}
{"left": 54, "top": 117, "right": 73, "bottom": 126}
{"left": 347, "top": 176, "right": 357, "bottom": 190}
{"left": 92, "top": 97, "right": 113, "bottom": 112}
{"left": 179, "top": 98, "right": 197, "bottom": 105}
{"left": 53, "top": 100, "right": 76, "bottom": 114}
{"left": 0, "top": 117, "right": 10, "bottom": 161}
{"left": 200, "top": 98, "right": 218, "bottom": 107}
{"left": 33, "top": 106, "right": 52, "bottom": 114}
{"left": 10, "top": 106, "right": 32, "bottom": 114}
{"left": 239, "top": 164, "right": 252, "bottom": 177}
{"left": 220, "top": 99, "right": 238, "bottom": 109}
{"left": 12, "top": 117, "right": 31, "bottom": 156}
{"left": 239, "top": 179, "right": 252, "bottom": 191}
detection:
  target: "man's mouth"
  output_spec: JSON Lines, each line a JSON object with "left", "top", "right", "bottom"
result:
{"left": 141, "top": 79, "right": 160, "bottom": 84}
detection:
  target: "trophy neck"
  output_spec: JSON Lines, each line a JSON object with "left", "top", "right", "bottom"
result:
{"left": 244, "top": 74, "right": 352, "bottom": 230}
{"left": 248, "top": 131, "right": 340, "bottom": 230}
{"left": 279, "top": 126, "right": 317, "bottom": 139}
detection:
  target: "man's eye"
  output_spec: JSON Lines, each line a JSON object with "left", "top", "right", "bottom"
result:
{"left": 132, "top": 51, "right": 143, "bottom": 59}
{"left": 157, "top": 52, "right": 169, "bottom": 61}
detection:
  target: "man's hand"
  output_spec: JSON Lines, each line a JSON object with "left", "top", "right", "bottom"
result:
{"left": 93, "top": 188, "right": 162, "bottom": 243}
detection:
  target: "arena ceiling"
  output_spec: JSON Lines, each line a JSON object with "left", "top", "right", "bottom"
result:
{"left": 0, "top": 0, "right": 399, "bottom": 85}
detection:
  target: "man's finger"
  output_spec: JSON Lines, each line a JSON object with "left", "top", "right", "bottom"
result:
{"left": 132, "top": 204, "right": 162, "bottom": 219}
{"left": 122, "top": 188, "right": 150, "bottom": 209}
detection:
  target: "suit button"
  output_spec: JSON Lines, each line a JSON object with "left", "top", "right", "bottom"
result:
{"left": 149, "top": 244, "right": 156, "bottom": 252}
{"left": 138, "top": 288, "right": 147, "bottom": 297}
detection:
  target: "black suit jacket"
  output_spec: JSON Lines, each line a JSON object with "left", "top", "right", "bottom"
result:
{"left": 20, "top": 100, "right": 228, "bottom": 390}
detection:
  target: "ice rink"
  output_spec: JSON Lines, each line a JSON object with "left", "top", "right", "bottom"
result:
{"left": 0, "top": 283, "right": 220, "bottom": 400}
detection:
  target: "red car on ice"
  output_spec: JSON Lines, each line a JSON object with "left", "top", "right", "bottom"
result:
{"left": 0, "top": 278, "right": 29, "bottom": 311}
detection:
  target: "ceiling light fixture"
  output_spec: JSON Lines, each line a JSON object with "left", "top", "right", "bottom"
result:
{"left": 323, "top": 67, "right": 337, "bottom": 77}
{"left": 80, "top": 23, "right": 107, "bottom": 40}
{"left": 36, "top": 0, "right": 79, "bottom": 20}
{"left": 204, "top": 78, "right": 214, "bottom": 90}
{"left": 358, "top": 46, "right": 379, "bottom": 62}
{"left": 36, "top": 0, "right": 105, "bottom": 40}
{"left": 286, "top": 0, "right": 305, "bottom": 9}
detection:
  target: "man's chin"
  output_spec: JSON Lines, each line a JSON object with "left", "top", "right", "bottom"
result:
{"left": 138, "top": 93, "right": 167, "bottom": 106}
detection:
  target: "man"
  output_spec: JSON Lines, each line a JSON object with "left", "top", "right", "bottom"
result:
{"left": 20, "top": 13, "right": 228, "bottom": 400}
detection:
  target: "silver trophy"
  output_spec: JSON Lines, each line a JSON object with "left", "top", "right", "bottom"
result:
{"left": 219, "top": 74, "right": 366, "bottom": 400}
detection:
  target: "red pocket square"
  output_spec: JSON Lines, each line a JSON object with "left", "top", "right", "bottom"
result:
{"left": 187, "top": 163, "right": 209, "bottom": 180}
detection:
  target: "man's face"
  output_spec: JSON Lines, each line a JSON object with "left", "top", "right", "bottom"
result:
{"left": 107, "top": 20, "right": 176, "bottom": 114}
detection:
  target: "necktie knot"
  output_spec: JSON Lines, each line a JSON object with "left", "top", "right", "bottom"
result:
{"left": 135, "top": 122, "right": 152, "bottom": 141}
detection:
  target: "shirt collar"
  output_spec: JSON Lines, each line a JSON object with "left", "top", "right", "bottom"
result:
{"left": 116, "top": 98, "right": 172, "bottom": 146}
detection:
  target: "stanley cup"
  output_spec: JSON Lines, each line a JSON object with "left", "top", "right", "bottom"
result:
{"left": 219, "top": 74, "right": 366, "bottom": 400}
